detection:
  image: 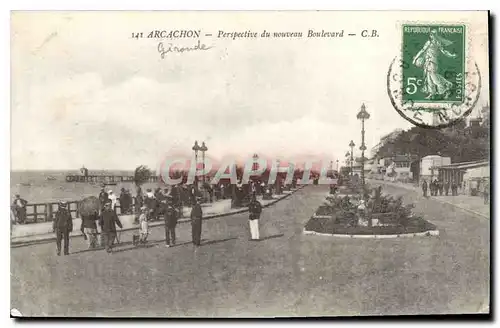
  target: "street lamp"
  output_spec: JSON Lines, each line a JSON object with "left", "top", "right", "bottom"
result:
{"left": 200, "top": 141, "right": 208, "bottom": 183}
{"left": 356, "top": 103, "right": 370, "bottom": 188}
{"left": 192, "top": 141, "right": 201, "bottom": 186}
{"left": 349, "top": 140, "right": 355, "bottom": 177}
{"left": 336, "top": 159, "right": 339, "bottom": 172}
{"left": 344, "top": 151, "right": 350, "bottom": 175}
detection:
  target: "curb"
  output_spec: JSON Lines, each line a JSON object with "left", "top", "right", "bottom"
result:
{"left": 303, "top": 228, "right": 440, "bottom": 239}
{"left": 311, "top": 214, "right": 332, "bottom": 219}
{"left": 11, "top": 185, "right": 306, "bottom": 247}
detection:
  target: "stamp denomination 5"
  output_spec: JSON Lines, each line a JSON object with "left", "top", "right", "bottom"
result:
{"left": 387, "top": 24, "right": 480, "bottom": 129}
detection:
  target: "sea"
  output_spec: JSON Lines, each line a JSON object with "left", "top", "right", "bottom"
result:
{"left": 10, "top": 170, "right": 166, "bottom": 204}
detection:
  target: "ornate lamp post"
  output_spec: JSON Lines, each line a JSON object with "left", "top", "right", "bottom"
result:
{"left": 200, "top": 141, "right": 208, "bottom": 183}
{"left": 356, "top": 103, "right": 370, "bottom": 188}
{"left": 252, "top": 153, "right": 259, "bottom": 172}
{"left": 336, "top": 159, "right": 339, "bottom": 172}
{"left": 251, "top": 153, "right": 259, "bottom": 194}
{"left": 349, "top": 140, "right": 355, "bottom": 177}
{"left": 192, "top": 141, "right": 201, "bottom": 187}
{"left": 275, "top": 159, "right": 281, "bottom": 195}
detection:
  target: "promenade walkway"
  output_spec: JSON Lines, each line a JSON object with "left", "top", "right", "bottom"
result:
{"left": 369, "top": 179, "right": 490, "bottom": 219}
{"left": 11, "top": 184, "right": 489, "bottom": 316}
{"left": 11, "top": 188, "right": 303, "bottom": 245}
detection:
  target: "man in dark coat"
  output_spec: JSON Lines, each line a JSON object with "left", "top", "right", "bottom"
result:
{"left": 421, "top": 180, "right": 428, "bottom": 198}
{"left": 98, "top": 188, "right": 109, "bottom": 212}
{"left": 99, "top": 200, "right": 123, "bottom": 253}
{"left": 483, "top": 179, "right": 490, "bottom": 204}
{"left": 438, "top": 180, "right": 443, "bottom": 196}
{"left": 430, "top": 180, "right": 436, "bottom": 196}
{"left": 145, "top": 189, "right": 157, "bottom": 220}
{"left": 171, "top": 184, "right": 182, "bottom": 215}
{"left": 444, "top": 180, "right": 450, "bottom": 196}
{"left": 12, "top": 194, "right": 28, "bottom": 224}
{"left": 451, "top": 180, "right": 458, "bottom": 196}
{"left": 119, "top": 188, "right": 128, "bottom": 214}
{"left": 220, "top": 183, "right": 226, "bottom": 199}
{"left": 205, "top": 183, "right": 214, "bottom": 203}
{"left": 156, "top": 188, "right": 166, "bottom": 218}
{"left": 190, "top": 197, "right": 203, "bottom": 246}
{"left": 53, "top": 201, "right": 73, "bottom": 256}
{"left": 80, "top": 211, "right": 99, "bottom": 249}
{"left": 164, "top": 197, "right": 178, "bottom": 247}
{"left": 126, "top": 189, "right": 133, "bottom": 213}
{"left": 248, "top": 195, "right": 263, "bottom": 240}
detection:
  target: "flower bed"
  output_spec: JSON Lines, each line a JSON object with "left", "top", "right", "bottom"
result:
{"left": 307, "top": 184, "right": 438, "bottom": 236}
{"left": 304, "top": 216, "right": 437, "bottom": 235}
{"left": 315, "top": 205, "right": 335, "bottom": 216}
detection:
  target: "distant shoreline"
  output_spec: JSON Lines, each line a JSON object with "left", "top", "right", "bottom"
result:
{"left": 11, "top": 170, "right": 136, "bottom": 173}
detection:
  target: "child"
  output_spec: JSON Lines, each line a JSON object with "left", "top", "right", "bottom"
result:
{"left": 138, "top": 206, "right": 150, "bottom": 245}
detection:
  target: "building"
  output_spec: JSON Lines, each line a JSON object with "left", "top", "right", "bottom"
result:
{"left": 365, "top": 158, "right": 377, "bottom": 173}
{"left": 420, "top": 155, "right": 451, "bottom": 182}
{"left": 382, "top": 155, "right": 415, "bottom": 182}
{"left": 437, "top": 160, "right": 489, "bottom": 196}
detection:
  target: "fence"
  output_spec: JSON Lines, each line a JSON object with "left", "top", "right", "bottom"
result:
{"left": 21, "top": 199, "right": 137, "bottom": 224}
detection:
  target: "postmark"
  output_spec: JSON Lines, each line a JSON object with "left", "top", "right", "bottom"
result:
{"left": 387, "top": 24, "right": 481, "bottom": 128}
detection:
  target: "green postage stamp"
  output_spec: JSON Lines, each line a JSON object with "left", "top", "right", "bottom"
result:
{"left": 388, "top": 23, "right": 480, "bottom": 128}
{"left": 402, "top": 25, "right": 465, "bottom": 103}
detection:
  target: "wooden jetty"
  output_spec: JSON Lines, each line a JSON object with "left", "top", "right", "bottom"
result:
{"left": 65, "top": 175, "right": 161, "bottom": 184}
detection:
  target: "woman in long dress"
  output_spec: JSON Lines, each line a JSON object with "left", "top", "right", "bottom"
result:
{"left": 138, "top": 206, "right": 150, "bottom": 244}
{"left": 412, "top": 29, "right": 457, "bottom": 99}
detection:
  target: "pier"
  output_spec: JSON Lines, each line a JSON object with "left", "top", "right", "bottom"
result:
{"left": 65, "top": 175, "right": 161, "bottom": 183}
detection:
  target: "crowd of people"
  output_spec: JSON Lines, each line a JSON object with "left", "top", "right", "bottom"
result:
{"left": 51, "top": 187, "right": 265, "bottom": 255}
{"left": 12, "top": 174, "right": 298, "bottom": 256}
{"left": 421, "top": 179, "right": 460, "bottom": 198}
{"left": 420, "top": 178, "right": 490, "bottom": 204}
{"left": 422, "top": 179, "right": 490, "bottom": 204}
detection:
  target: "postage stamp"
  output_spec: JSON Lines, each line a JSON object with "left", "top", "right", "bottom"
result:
{"left": 402, "top": 25, "right": 465, "bottom": 103}
{"left": 387, "top": 23, "right": 481, "bottom": 129}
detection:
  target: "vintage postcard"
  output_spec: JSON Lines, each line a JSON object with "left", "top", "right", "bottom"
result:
{"left": 10, "top": 11, "right": 490, "bottom": 317}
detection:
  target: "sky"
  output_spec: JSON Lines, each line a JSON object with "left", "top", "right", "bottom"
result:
{"left": 10, "top": 11, "right": 489, "bottom": 171}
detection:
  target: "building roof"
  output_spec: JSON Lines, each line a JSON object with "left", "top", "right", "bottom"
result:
{"left": 438, "top": 160, "right": 489, "bottom": 170}
{"left": 383, "top": 154, "right": 418, "bottom": 162}
{"left": 422, "top": 155, "right": 445, "bottom": 160}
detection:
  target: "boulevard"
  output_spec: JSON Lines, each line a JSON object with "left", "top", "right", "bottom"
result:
{"left": 11, "top": 183, "right": 489, "bottom": 317}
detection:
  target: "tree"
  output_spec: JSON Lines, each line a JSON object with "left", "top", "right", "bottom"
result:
{"left": 481, "top": 105, "right": 490, "bottom": 129}
{"left": 375, "top": 121, "right": 489, "bottom": 164}
{"left": 134, "top": 165, "right": 152, "bottom": 193}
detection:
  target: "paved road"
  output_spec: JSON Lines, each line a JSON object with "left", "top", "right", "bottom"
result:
{"left": 11, "top": 184, "right": 489, "bottom": 317}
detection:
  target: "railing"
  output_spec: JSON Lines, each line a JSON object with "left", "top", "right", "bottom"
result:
{"left": 21, "top": 199, "right": 138, "bottom": 224}
{"left": 65, "top": 175, "right": 161, "bottom": 183}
